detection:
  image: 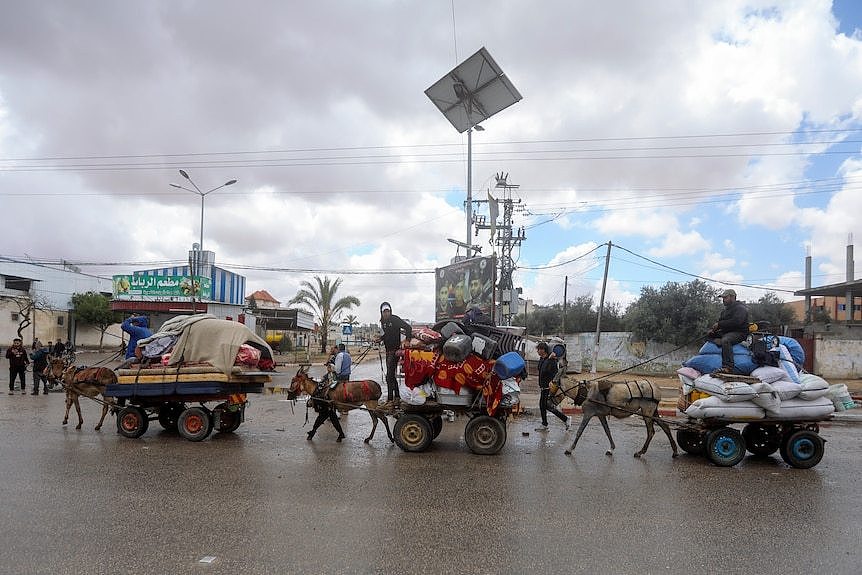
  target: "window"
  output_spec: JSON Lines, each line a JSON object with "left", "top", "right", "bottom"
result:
{"left": 10, "top": 312, "right": 19, "bottom": 321}
{"left": 3, "top": 276, "right": 33, "bottom": 291}
{"left": 57, "top": 316, "right": 64, "bottom": 326}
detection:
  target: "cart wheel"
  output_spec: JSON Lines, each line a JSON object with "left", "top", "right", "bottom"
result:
{"left": 779, "top": 429, "right": 825, "bottom": 469}
{"left": 216, "top": 405, "right": 243, "bottom": 433}
{"left": 464, "top": 415, "right": 507, "bottom": 455}
{"left": 177, "top": 406, "right": 214, "bottom": 442}
{"left": 742, "top": 423, "right": 781, "bottom": 457}
{"left": 117, "top": 406, "right": 149, "bottom": 439}
{"left": 393, "top": 414, "right": 433, "bottom": 452}
{"left": 430, "top": 415, "right": 444, "bottom": 438}
{"left": 706, "top": 427, "right": 746, "bottom": 467}
{"left": 157, "top": 402, "right": 184, "bottom": 431}
{"left": 676, "top": 429, "right": 706, "bottom": 455}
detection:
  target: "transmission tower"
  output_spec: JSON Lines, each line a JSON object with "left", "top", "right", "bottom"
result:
{"left": 474, "top": 172, "right": 526, "bottom": 325}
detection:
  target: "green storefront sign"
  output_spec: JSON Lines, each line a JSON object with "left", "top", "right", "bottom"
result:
{"left": 113, "top": 274, "right": 212, "bottom": 300}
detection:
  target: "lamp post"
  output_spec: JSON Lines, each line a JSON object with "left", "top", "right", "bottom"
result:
{"left": 170, "top": 170, "right": 237, "bottom": 253}
{"left": 466, "top": 124, "right": 484, "bottom": 253}
{"left": 170, "top": 170, "right": 236, "bottom": 314}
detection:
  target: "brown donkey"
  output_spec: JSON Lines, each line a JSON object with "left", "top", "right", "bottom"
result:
{"left": 44, "top": 358, "right": 117, "bottom": 431}
{"left": 289, "top": 365, "right": 393, "bottom": 443}
{"left": 561, "top": 379, "right": 678, "bottom": 458}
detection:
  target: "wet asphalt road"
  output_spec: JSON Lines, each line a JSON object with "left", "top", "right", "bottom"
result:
{"left": 1, "top": 361, "right": 861, "bottom": 574}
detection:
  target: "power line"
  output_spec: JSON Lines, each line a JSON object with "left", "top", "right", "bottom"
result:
{"left": 611, "top": 243, "right": 797, "bottom": 294}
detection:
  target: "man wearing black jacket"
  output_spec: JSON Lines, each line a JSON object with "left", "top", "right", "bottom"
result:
{"left": 375, "top": 302, "right": 412, "bottom": 401}
{"left": 708, "top": 289, "right": 749, "bottom": 374}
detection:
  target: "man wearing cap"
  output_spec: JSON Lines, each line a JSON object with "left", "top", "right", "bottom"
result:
{"left": 375, "top": 302, "right": 412, "bottom": 401}
{"left": 708, "top": 289, "right": 749, "bottom": 374}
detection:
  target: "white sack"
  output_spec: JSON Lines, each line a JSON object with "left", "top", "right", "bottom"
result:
{"left": 750, "top": 382, "right": 781, "bottom": 413}
{"left": 684, "top": 396, "right": 765, "bottom": 420}
{"left": 770, "top": 396, "right": 834, "bottom": 420}
{"left": 770, "top": 379, "right": 801, "bottom": 401}
{"left": 797, "top": 373, "right": 830, "bottom": 400}
{"left": 751, "top": 365, "right": 788, "bottom": 384}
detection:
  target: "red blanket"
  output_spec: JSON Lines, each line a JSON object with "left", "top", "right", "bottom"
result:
{"left": 401, "top": 349, "right": 502, "bottom": 414}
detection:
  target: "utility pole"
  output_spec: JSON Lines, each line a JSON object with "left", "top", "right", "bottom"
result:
{"left": 591, "top": 242, "right": 612, "bottom": 374}
{"left": 562, "top": 275, "right": 568, "bottom": 335}
{"left": 474, "top": 172, "right": 526, "bottom": 325}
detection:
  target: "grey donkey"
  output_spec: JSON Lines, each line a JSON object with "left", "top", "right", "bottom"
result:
{"left": 560, "top": 379, "right": 679, "bottom": 458}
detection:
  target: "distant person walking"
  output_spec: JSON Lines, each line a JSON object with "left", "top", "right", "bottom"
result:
{"left": 534, "top": 342, "right": 571, "bottom": 432}
{"left": 6, "top": 338, "right": 30, "bottom": 395}
{"left": 52, "top": 340, "right": 66, "bottom": 359}
{"left": 30, "top": 344, "right": 50, "bottom": 395}
{"left": 375, "top": 302, "right": 412, "bottom": 401}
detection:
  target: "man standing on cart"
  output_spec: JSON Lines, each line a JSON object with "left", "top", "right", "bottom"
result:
{"left": 121, "top": 314, "right": 152, "bottom": 360}
{"left": 375, "top": 302, "right": 411, "bottom": 402}
{"left": 708, "top": 289, "right": 749, "bottom": 374}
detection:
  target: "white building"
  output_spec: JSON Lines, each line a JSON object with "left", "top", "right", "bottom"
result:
{"left": 0, "top": 257, "right": 120, "bottom": 347}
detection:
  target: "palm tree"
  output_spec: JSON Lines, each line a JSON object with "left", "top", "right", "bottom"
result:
{"left": 290, "top": 276, "right": 360, "bottom": 353}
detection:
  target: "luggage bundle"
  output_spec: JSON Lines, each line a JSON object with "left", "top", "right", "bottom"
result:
{"left": 682, "top": 335, "right": 804, "bottom": 383}
{"left": 399, "top": 321, "right": 525, "bottom": 414}
{"left": 117, "top": 315, "right": 275, "bottom": 389}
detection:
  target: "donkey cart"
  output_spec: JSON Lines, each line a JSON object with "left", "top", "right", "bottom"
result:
{"left": 106, "top": 367, "right": 271, "bottom": 442}
{"left": 675, "top": 417, "right": 830, "bottom": 469}
{"left": 389, "top": 389, "right": 514, "bottom": 456}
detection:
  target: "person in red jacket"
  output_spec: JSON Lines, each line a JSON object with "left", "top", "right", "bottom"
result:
{"left": 6, "top": 338, "right": 30, "bottom": 395}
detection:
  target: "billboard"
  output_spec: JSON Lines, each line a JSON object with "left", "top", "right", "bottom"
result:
{"left": 112, "top": 274, "right": 212, "bottom": 300}
{"left": 435, "top": 256, "right": 496, "bottom": 322}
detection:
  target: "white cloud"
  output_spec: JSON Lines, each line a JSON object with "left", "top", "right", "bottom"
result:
{"left": 1, "top": 1, "right": 861, "bottom": 325}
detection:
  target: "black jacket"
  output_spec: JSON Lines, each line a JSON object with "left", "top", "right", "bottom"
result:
{"left": 537, "top": 355, "right": 558, "bottom": 389}
{"left": 717, "top": 300, "right": 749, "bottom": 334}
{"left": 380, "top": 314, "right": 412, "bottom": 351}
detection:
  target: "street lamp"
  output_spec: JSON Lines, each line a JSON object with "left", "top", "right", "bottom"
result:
{"left": 170, "top": 170, "right": 237, "bottom": 253}
{"left": 466, "top": 124, "right": 484, "bottom": 252}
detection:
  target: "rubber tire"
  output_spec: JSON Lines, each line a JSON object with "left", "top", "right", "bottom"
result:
{"left": 117, "top": 406, "right": 149, "bottom": 439}
{"left": 742, "top": 423, "right": 781, "bottom": 457}
{"left": 216, "top": 408, "right": 242, "bottom": 433}
{"left": 157, "top": 403, "right": 184, "bottom": 431}
{"left": 177, "top": 406, "right": 214, "bottom": 442}
{"left": 430, "top": 415, "right": 444, "bottom": 438}
{"left": 676, "top": 429, "right": 706, "bottom": 456}
{"left": 779, "top": 429, "right": 825, "bottom": 469}
{"left": 393, "top": 414, "right": 433, "bottom": 452}
{"left": 706, "top": 427, "right": 746, "bottom": 467}
{"left": 464, "top": 415, "right": 507, "bottom": 455}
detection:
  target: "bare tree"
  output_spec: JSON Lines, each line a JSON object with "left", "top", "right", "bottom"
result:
{"left": 3, "top": 294, "right": 53, "bottom": 340}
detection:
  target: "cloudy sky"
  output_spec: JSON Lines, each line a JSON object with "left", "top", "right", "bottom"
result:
{"left": 2, "top": 0, "right": 862, "bottom": 325}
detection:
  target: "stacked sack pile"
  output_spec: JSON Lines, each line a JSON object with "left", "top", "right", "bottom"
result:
{"left": 677, "top": 334, "right": 851, "bottom": 419}
{"left": 399, "top": 321, "right": 525, "bottom": 414}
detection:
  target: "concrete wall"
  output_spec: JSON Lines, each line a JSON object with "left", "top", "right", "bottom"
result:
{"left": 535, "top": 331, "right": 861, "bottom": 379}
{"left": 813, "top": 338, "right": 862, "bottom": 378}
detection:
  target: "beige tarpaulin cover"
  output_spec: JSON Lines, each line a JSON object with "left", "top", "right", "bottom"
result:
{"left": 166, "top": 317, "right": 273, "bottom": 376}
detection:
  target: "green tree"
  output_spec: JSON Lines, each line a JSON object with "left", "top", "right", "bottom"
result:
{"left": 746, "top": 292, "right": 797, "bottom": 330}
{"left": 624, "top": 280, "right": 720, "bottom": 345}
{"left": 289, "top": 276, "right": 360, "bottom": 353}
{"left": 512, "top": 295, "right": 626, "bottom": 335}
{"left": 71, "top": 291, "right": 120, "bottom": 350}
{"left": 811, "top": 306, "right": 831, "bottom": 323}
